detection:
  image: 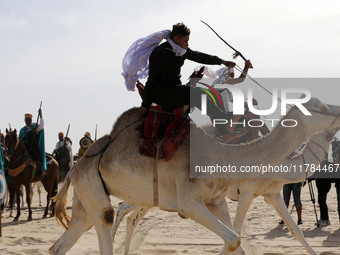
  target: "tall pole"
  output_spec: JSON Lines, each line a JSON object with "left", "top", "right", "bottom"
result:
{"left": 65, "top": 124, "right": 70, "bottom": 138}
{"left": 35, "top": 101, "right": 43, "bottom": 127}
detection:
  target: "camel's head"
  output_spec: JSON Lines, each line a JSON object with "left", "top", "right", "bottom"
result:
{"left": 300, "top": 97, "right": 340, "bottom": 134}
{"left": 303, "top": 97, "right": 329, "bottom": 113}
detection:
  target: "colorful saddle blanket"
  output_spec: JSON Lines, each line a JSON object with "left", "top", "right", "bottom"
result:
{"left": 139, "top": 105, "right": 190, "bottom": 161}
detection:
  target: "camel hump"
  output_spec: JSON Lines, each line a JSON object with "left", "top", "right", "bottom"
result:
{"left": 83, "top": 135, "right": 111, "bottom": 158}
{"left": 110, "top": 107, "right": 141, "bottom": 136}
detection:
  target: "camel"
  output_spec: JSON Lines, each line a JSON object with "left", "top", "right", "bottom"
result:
{"left": 50, "top": 97, "right": 340, "bottom": 255}
{"left": 111, "top": 127, "right": 339, "bottom": 255}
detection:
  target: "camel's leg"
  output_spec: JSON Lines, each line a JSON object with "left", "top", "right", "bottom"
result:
{"left": 265, "top": 193, "right": 318, "bottom": 255}
{"left": 25, "top": 183, "right": 33, "bottom": 221}
{"left": 49, "top": 192, "right": 93, "bottom": 255}
{"left": 112, "top": 202, "right": 138, "bottom": 241}
{"left": 206, "top": 198, "right": 233, "bottom": 230}
{"left": 229, "top": 192, "right": 255, "bottom": 255}
{"left": 177, "top": 196, "right": 240, "bottom": 255}
{"left": 124, "top": 206, "right": 150, "bottom": 255}
{"left": 206, "top": 198, "right": 245, "bottom": 255}
{"left": 232, "top": 191, "right": 254, "bottom": 236}
{"left": 72, "top": 173, "right": 114, "bottom": 255}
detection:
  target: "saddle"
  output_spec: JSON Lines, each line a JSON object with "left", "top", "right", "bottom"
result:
{"left": 136, "top": 81, "right": 190, "bottom": 161}
{"left": 8, "top": 141, "right": 44, "bottom": 179}
{"left": 139, "top": 105, "right": 190, "bottom": 161}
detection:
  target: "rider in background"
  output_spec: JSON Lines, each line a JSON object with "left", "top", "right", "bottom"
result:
{"left": 78, "top": 131, "right": 94, "bottom": 160}
{"left": 53, "top": 132, "right": 74, "bottom": 170}
{"left": 19, "top": 109, "right": 47, "bottom": 173}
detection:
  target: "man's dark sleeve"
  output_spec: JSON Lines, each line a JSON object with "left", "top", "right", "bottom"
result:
{"left": 142, "top": 48, "right": 173, "bottom": 108}
{"left": 185, "top": 48, "right": 222, "bottom": 65}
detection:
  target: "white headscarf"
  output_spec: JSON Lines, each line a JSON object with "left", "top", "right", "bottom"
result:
{"left": 121, "top": 30, "right": 187, "bottom": 91}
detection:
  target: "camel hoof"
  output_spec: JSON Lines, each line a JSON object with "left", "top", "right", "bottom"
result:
{"left": 43, "top": 215, "right": 47, "bottom": 219}
{"left": 27, "top": 217, "right": 33, "bottom": 221}
{"left": 50, "top": 213, "right": 55, "bottom": 217}
{"left": 13, "top": 217, "right": 19, "bottom": 222}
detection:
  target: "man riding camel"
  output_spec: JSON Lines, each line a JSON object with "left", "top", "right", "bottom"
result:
{"left": 122, "top": 22, "right": 246, "bottom": 143}
{"left": 198, "top": 62, "right": 270, "bottom": 142}
{"left": 19, "top": 109, "right": 47, "bottom": 175}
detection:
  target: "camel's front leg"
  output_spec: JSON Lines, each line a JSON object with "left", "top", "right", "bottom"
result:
{"left": 124, "top": 206, "right": 149, "bottom": 255}
{"left": 206, "top": 198, "right": 245, "bottom": 255}
{"left": 112, "top": 202, "right": 150, "bottom": 255}
{"left": 178, "top": 197, "right": 240, "bottom": 255}
{"left": 265, "top": 193, "right": 318, "bottom": 255}
{"left": 206, "top": 197, "right": 233, "bottom": 232}
{"left": 112, "top": 201, "right": 138, "bottom": 241}
{"left": 233, "top": 191, "right": 255, "bottom": 236}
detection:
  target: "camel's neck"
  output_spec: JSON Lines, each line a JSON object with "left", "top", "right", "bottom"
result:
{"left": 220, "top": 114, "right": 310, "bottom": 167}
{"left": 280, "top": 133, "right": 332, "bottom": 181}
{"left": 192, "top": 112, "right": 314, "bottom": 180}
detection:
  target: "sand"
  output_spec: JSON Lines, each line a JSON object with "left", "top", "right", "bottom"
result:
{"left": 0, "top": 182, "right": 339, "bottom": 255}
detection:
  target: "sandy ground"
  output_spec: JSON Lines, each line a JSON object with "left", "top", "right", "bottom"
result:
{"left": 0, "top": 182, "right": 339, "bottom": 255}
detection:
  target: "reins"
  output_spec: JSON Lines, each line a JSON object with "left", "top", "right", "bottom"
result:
{"left": 300, "top": 129, "right": 338, "bottom": 181}
{"left": 234, "top": 64, "right": 284, "bottom": 104}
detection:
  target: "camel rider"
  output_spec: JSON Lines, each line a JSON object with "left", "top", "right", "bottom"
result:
{"left": 199, "top": 60, "right": 253, "bottom": 112}
{"left": 198, "top": 61, "right": 270, "bottom": 142}
{"left": 122, "top": 22, "right": 242, "bottom": 143}
{"left": 53, "top": 132, "right": 74, "bottom": 169}
{"left": 19, "top": 109, "right": 47, "bottom": 173}
{"left": 78, "top": 131, "right": 94, "bottom": 160}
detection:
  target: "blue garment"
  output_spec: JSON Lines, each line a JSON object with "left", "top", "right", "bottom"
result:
{"left": 19, "top": 124, "right": 47, "bottom": 171}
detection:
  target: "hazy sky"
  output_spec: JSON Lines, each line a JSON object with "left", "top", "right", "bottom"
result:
{"left": 1, "top": 0, "right": 340, "bottom": 153}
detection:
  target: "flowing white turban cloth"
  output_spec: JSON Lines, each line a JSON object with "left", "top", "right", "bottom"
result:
{"left": 122, "top": 29, "right": 187, "bottom": 91}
